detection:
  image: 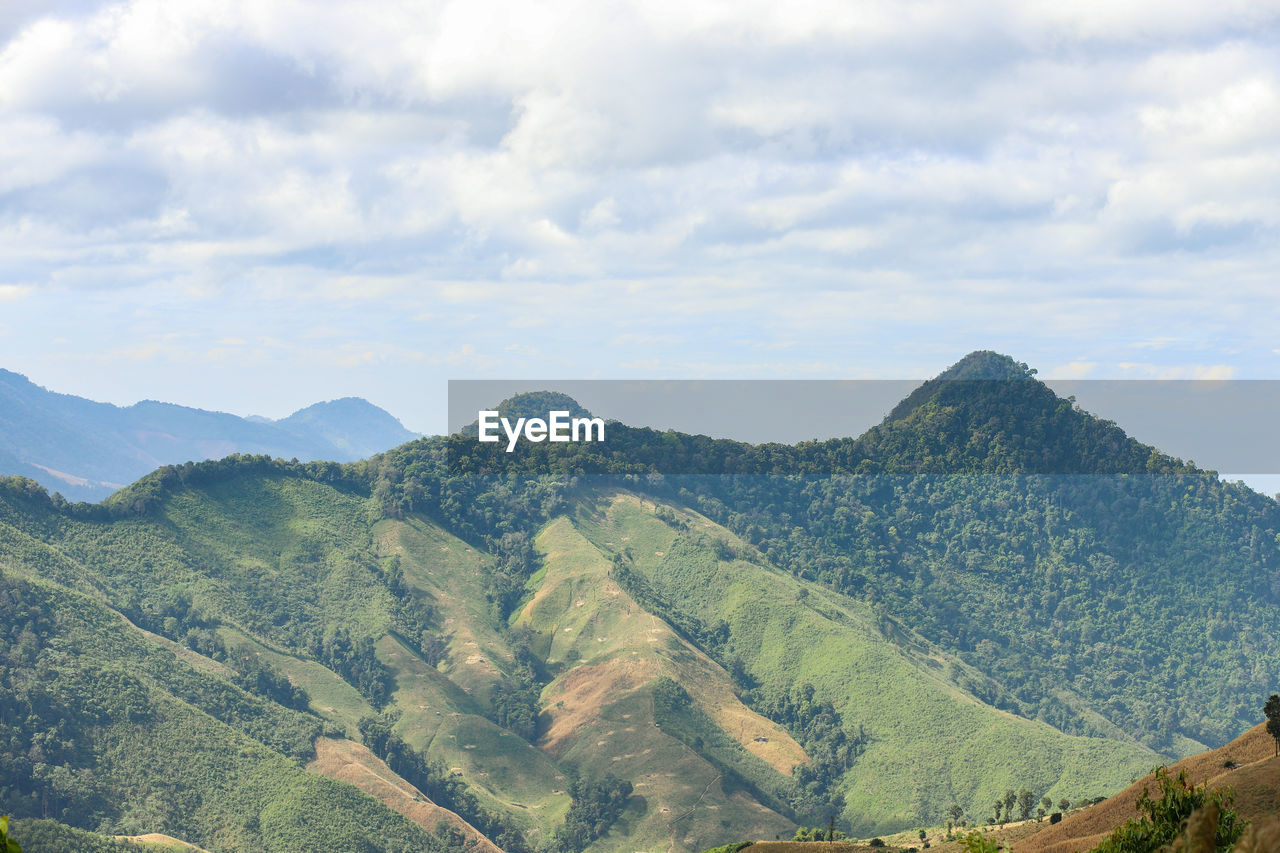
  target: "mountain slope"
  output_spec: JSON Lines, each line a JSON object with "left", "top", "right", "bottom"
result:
{"left": 0, "top": 368, "right": 418, "bottom": 501}
{"left": 573, "top": 493, "right": 1159, "bottom": 835}
{"left": 515, "top": 516, "right": 802, "bottom": 852}
{"left": 0, "top": 568, "right": 451, "bottom": 853}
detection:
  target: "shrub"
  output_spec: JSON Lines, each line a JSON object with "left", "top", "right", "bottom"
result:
{"left": 958, "top": 832, "right": 1001, "bottom": 853}
{"left": 1091, "top": 767, "right": 1243, "bottom": 853}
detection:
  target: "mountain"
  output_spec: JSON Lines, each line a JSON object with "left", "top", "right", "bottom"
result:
{"left": 2, "top": 351, "right": 1278, "bottom": 852}
{"left": 0, "top": 369, "right": 419, "bottom": 501}
{"left": 276, "top": 398, "right": 422, "bottom": 460}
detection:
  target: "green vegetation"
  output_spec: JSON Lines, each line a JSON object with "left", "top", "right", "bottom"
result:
{"left": 575, "top": 494, "right": 1156, "bottom": 833}
{"left": 5, "top": 352, "right": 1280, "bottom": 850}
{"left": 792, "top": 824, "right": 846, "bottom": 841}
{"left": 751, "top": 683, "right": 864, "bottom": 822}
{"left": 1264, "top": 696, "right": 1280, "bottom": 757}
{"left": 551, "top": 773, "right": 633, "bottom": 852}
{"left": 366, "top": 353, "right": 1280, "bottom": 755}
{"left": 1091, "top": 767, "right": 1242, "bottom": 853}
{"left": 958, "top": 831, "right": 1000, "bottom": 853}
{"left": 6, "top": 818, "right": 144, "bottom": 852}
{"left": 357, "top": 713, "right": 531, "bottom": 852}
{"left": 0, "top": 570, "right": 446, "bottom": 852}
{"left": 650, "top": 677, "right": 803, "bottom": 823}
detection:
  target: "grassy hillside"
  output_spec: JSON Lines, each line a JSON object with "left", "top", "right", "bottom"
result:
{"left": 0, "top": 472, "right": 533, "bottom": 850}
{"left": 574, "top": 493, "right": 1161, "bottom": 835}
{"left": 371, "top": 354, "right": 1280, "bottom": 757}
{"left": 0, "top": 568, "right": 448, "bottom": 852}
{"left": 515, "top": 517, "right": 800, "bottom": 852}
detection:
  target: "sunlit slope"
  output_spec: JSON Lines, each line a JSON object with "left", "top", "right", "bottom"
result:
{"left": 307, "top": 735, "right": 502, "bottom": 853}
{"left": 373, "top": 516, "right": 574, "bottom": 838}
{"left": 515, "top": 517, "right": 799, "bottom": 853}
{"left": 157, "top": 482, "right": 572, "bottom": 840}
{"left": 575, "top": 493, "right": 1162, "bottom": 836}
{"left": 373, "top": 516, "right": 523, "bottom": 710}
{"left": 3, "top": 473, "right": 568, "bottom": 846}
{"left": 1016, "top": 723, "right": 1280, "bottom": 853}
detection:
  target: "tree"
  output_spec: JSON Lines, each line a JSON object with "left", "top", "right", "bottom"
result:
{"left": 1018, "top": 788, "right": 1034, "bottom": 821}
{"left": 1059, "top": 798, "right": 1070, "bottom": 812}
{"left": 1041, "top": 795, "right": 1053, "bottom": 815}
{"left": 1003, "top": 789, "right": 1017, "bottom": 823}
{"left": 1265, "top": 694, "right": 1280, "bottom": 757}
{"left": 949, "top": 803, "right": 965, "bottom": 826}
{"left": 993, "top": 801, "right": 1002, "bottom": 824}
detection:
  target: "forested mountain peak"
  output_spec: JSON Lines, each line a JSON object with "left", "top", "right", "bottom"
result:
{"left": 866, "top": 351, "right": 1174, "bottom": 475}
{"left": 492, "top": 391, "right": 594, "bottom": 422}
{"left": 883, "top": 350, "right": 1039, "bottom": 424}
{"left": 938, "top": 350, "right": 1037, "bottom": 381}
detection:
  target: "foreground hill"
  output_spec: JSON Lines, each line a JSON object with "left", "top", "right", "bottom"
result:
{"left": 1013, "top": 723, "right": 1280, "bottom": 853}
{"left": 0, "top": 368, "right": 418, "bottom": 500}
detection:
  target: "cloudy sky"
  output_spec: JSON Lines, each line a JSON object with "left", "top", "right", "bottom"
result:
{"left": 2, "top": 0, "right": 1279, "bottom": 433}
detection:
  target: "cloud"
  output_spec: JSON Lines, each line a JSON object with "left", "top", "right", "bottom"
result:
{"left": 2, "top": 0, "right": 1280, "bottom": 429}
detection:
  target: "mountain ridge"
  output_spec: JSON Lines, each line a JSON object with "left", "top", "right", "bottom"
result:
{"left": 0, "top": 368, "right": 419, "bottom": 501}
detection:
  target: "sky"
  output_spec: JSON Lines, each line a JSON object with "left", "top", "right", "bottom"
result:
{"left": 1, "top": 0, "right": 1279, "bottom": 436}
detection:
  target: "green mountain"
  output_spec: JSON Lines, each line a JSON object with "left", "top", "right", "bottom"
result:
{"left": 2, "top": 352, "right": 1277, "bottom": 851}
{"left": 0, "top": 369, "right": 419, "bottom": 501}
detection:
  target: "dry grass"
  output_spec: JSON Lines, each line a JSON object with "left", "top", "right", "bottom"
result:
{"left": 115, "top": 834, "right": 212, "bottom": 852}
{"left": 1015, "top": 724, "right": 1280, "bottom": 853}
{"left": 747, "top": 843, "right": 905, "bottom": 853}
{"left": 306, "top": 735, "right": 503, "bottom": 853}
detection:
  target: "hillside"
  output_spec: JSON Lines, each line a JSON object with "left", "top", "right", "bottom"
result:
{"left": 0, "top": 368, "right": 418, "bottom": 500}
{"left": 1014, "top": 723, "right": 1280, "bottom": 853}
{"left": 403, "top": 353, "right": 1280, "bottom": 754}
{"left": 3, "top": 351, "right": 1279, "bottom": 850}
{"left": 0, "top": 567, "right": 452, "bottom": 852}
{"left": 572, "top": 493, "right": 1158, "bottom": 835}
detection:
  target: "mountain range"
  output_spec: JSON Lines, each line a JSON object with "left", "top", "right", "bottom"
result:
{"left": 2, "top": 351, "right": 1277, "bottom": 853}
{"left": 0, "top": 368, "right": 419, "bottom": 501}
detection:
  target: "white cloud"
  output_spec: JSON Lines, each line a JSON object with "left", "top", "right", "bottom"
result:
{"left": 1, "top": 0, "right": 1279, "bottom": 424}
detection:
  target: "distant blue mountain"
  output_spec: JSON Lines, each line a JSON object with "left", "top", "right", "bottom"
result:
{"left": 0, "top": 369, "right": 420, "bottom": 501}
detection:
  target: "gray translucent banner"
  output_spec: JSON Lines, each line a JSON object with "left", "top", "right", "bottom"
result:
{"left": 448, "top": 379, "right": 1280, "bottom": 478}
